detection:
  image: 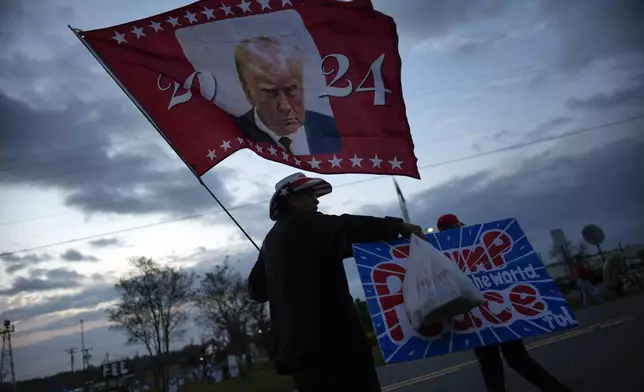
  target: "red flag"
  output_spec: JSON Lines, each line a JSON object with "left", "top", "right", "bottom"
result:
{"left": 78, "top": 0, "right": 419, "bottom": 178}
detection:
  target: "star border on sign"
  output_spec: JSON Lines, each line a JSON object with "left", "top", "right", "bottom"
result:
{"left": 131, "top": 26, "right": 146, "bottom": 39}
{"left": 112, "top": 31, "right": 127, "bottom": 44}
{"left": 282, "top": 0, "right": 293, "bottom": 7}
{"left": 167, "top": 16, "right": 181, "bottom": 28}
{"left": 328, "top": 155, "right": 342, "bottom": 168}
{"left": 238, "top": 0, "right": 253, "bottom": 13}
{"left": 257, "top": 0, "right": 271, "bottom": 10}
{"left": 220, "top": 2, "right": 234, "bottom": 16}
{"left": 185, "top": 10, "right": 198, "bottom": 24}
{"left": 370, "top": 154, "right": 383, "bottom": 168}
{"left": 236, "top": 137, "right": 245, "bottom": 144}
{"left": 267, "top": 145, "right": 278, "bottom": 156}
{"left": 349, "top": 154, "right": 363, "bottom": 167}
{"left": 206, "top": 149, "right": 217, "bottom": 161}
{"left": 202, "top": 6, "right": 216, "bottom": 20}
{"left": 389, "top": 157, "right": 403, "bottom": 170}
{"left": 255, "top": 144, "right": 264, "bottom": 153}
{"left": 149, "top": 21, "right": 163, "bottom": 32}
{"left": 308, "top": 157, "right": 321, "bottom": 169}
{"left": 281, "top": 151, "right": 289, "bottom": 161}
{"left": 293, "top": 157, "right": 302, "bottom": 166}
{"left": 220, "top": 140, "right": 232, "bottom": 151}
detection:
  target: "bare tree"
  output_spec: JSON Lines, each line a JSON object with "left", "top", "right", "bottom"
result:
{"left": 107, "top": 257, "right": 196, "bottom": 391}
{"left": 194, "top": 260, "right": 258, "bottom": 370}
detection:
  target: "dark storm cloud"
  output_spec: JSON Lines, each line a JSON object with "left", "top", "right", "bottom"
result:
{"left": 362, "top": 135, "right": 644, "bottom": 253}
{"left": 567, "top": 75, "right": 644, "bottom": 111}
{"left": 0, "top": 92, "right": 236, "bottom": 216}
{"left": 12, "top": 308, "right": 107, "bottom": 339}
{"left": 528, "top": 116, "right": 575, "bottom": 139}
{"left": 541, "top": 0, "right": 644, "bottom": 69}
{"left": 0, "top": 268, "right": 83, "bottom": 296}
{"left": 0, "top": 283, "right": 116, "bottom": 322}
{"left": 372, "top": 0, "right": 510, "bottom": 39}
{"left": 60, "top": 249, "right": 99, "bottom": 262}
{"left": 1, "top": 252, "right": 52, "bottom": 274}
{"left": 89, "top": 237, "right": 126, "bottom": 248}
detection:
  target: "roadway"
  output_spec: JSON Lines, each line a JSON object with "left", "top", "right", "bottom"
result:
{"left": 377, "top": 293, "right": 644, "bottom": 392}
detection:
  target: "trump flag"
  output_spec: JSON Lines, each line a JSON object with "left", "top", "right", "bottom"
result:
{"left": 352, "top": 218, "right": 578, "bottom": 364}
{"left": 76, "top": 0, "right": 419, "bottom": 178}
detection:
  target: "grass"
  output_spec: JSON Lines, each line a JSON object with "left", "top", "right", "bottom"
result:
{"left": 181, "top": 347, "right": 385, "bottom": 392}
{"left": 182, "top": 361, "right": 294, "bottom": 392}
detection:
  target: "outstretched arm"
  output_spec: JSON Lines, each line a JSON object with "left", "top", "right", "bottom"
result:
{"left": 314, "top": 214, "right": 423, "bottom": 258}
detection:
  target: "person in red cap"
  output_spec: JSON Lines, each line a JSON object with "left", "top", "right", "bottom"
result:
{"left": 249, "top": 173, "right": 424, "bottom": 392}
{"left": 437, "top": 214, "right": 572, "bottom": 392}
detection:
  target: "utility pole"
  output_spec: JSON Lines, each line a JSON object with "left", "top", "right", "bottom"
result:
{"left": 80, "top": 319, "right": 93, "bottom": 370}
{"left": 65, "top": 347, "right": 78, "bottom": 373}
{"left": 1, "top": 320, "right": 18, "bottom": 392}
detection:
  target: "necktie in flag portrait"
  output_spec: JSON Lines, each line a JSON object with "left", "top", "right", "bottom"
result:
{"left": 352, "top": 218, "right": 579, "bottom": 364}
{"left": 72, "top": 0, "right": 418, "bottom": 179}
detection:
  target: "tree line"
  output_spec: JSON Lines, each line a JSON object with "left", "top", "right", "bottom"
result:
{"left": 106, "top": 256, "right": 269, "bottom": 392}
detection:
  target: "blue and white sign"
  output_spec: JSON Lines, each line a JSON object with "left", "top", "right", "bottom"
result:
{"left": 352, "top": 218, "right": 578, "bottom": 364}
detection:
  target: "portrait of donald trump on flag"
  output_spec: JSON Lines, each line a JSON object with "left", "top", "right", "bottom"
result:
{"left": 233, "top": 37, "right": 341, "bottom": 156}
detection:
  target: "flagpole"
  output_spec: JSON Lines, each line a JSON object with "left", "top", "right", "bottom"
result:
{"left": 68, "top": 26, "right": 260, "bottom": 252}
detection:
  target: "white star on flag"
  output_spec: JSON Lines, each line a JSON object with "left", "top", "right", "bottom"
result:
{"left": 130, "top": 26, "right": 145, "bottom": 39}
{"left": 257, "top": 0, "right": 271, "bottom": 10}
{"left": 202, "top": 6, "right": 216, "bottom": 20}
{"left": 389, "top": 157, "right": 403, "bottom": 170}
{"left": 280, "top": 187, "right": 289, "bottom": 196}
{"left": 220, "top": 2, "right": 234, "bottom": 16}
{"left": 294, "top": 157, "right": 302, "bottom": 166}
{"left": 282, "top": 0, "right": 293, "bottom": 7}
{"left": 281, "top": 151, "right": 289, "bottom": 160}
{"left": 349, "top": 154, "right": 363, "bottom": 167}
{"left": 185, "top": 11, "right": 198, "bottom": 24}
{"left": 267, "top": 145, "right": 278, "bottom": 156}
{"left": 238, "top": 0, "right": 253, "bottom": 13}
{"left": 206, "top": 149, "right": 217, "bottom": 161}
{"left": 220, "top": 140, "right": 232, "bottom": 151}
{"left": 308, "top": 157, "right": 321, "bottom": 169}
{"left": 112, "top": 31, "right": 127, "bottom": 44}
{"left": 235, "top": 137, "right": 245, "bottom": 144}
{"left": 370, "top": 154, "right": 383, "bottom": 168}
{"left": 167, "top": 16, "right": 181, "bottom": 27}
{"left": 149, "top": 21, "right": 163, "bottom": 32}
{"left": 328, "top": 155, "right": 342, "bottom": 168}
{"left": 255, "top": 144, "right": 264, "bottom": 153}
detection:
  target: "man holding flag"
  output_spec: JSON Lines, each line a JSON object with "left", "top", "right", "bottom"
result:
{"left": 249, "top": 173, "right": 424, "bottom": 392}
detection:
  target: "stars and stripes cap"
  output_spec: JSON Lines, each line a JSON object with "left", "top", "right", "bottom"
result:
{"left": 436, "top": 214, "right": 464, "bottom": 232}
{"left": 269, "top": 172, "right": 332, "bottom": 221}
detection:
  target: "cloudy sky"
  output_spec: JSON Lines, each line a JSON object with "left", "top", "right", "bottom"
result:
{"left": 1, "top": 0, "right": 643, "bottom": 380}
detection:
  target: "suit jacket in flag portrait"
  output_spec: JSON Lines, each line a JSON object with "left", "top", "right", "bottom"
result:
{"left": 78, "top": 0, "right": 419, "bottom": 178}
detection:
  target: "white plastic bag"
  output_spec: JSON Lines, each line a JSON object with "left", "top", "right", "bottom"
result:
{"left": 403, "top": 234, "right": 485, "bottom": 330}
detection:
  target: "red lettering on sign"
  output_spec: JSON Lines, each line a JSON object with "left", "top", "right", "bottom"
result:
{"left": 391, "top": 244, "right": 409, "bottom": 259}
{"left": 372, "top": 263, "right": 406, "bottom": 341}
{"left": 483, "top": 231, "right": 512, "bottom": 269}
{"left": 443, "top": 230, "right": 513, "bottom": 273}
{"left": 452, "top": 312, "right": 482, "bottom": 331}
{"left": 479, "top": 291, "right": 513, "bottom": 324}
{"left": 510, "top": 284, "right": 546, "bottom": 316}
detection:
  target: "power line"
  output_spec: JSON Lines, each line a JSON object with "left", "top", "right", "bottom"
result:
{"left": 2, "top": 114, "right": 641, "bottom": 258}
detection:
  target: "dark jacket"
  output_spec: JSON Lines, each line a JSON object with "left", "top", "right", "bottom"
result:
{"left": 248, "top": 212, "right": 403, "bottom": 374}
{"left": 235, "top": 109, "right": 342, "bottom": 154}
